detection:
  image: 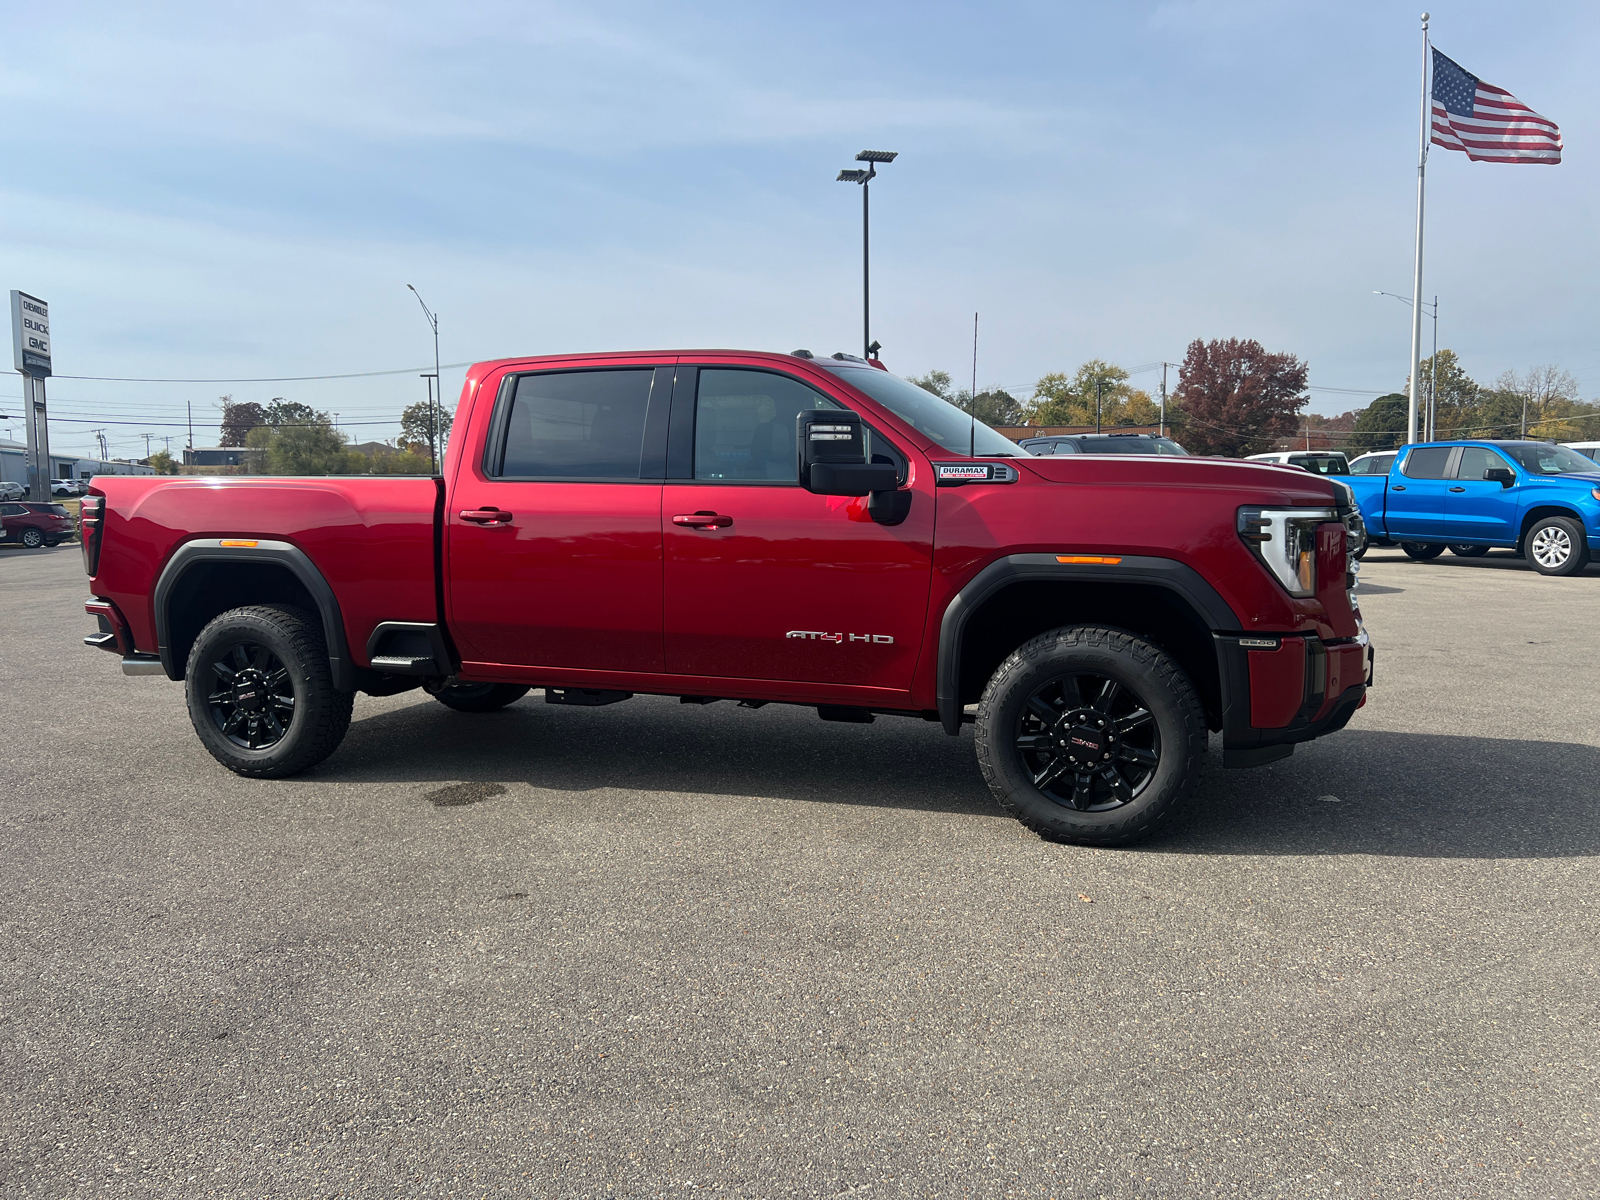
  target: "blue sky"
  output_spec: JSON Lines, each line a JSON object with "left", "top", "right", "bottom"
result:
{"left": 3, "top": 0, "right": 1596, "bottom": 459}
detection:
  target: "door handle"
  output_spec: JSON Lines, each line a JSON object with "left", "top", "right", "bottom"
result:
{"left": 1449, "top": 486, "right": 1465, "bottom": 493}
{"left": 672, "top": 511, "right": 733, "bottom": 529}
{"left": 460, "top": 507, "right": 513, "bottom": 524}
{"left": 1392, "top": 485, "right": 1406, "bottom": 491}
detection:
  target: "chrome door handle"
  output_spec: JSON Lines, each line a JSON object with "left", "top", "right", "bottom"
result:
{"left": 460, "top": 507, "right": 513, "bottom": 524}
{"left": 672, "top": 511, "right": 733, "bottom": 529}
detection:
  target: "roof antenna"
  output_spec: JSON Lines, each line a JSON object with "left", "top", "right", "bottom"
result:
{"left": 969, "top": 311, "right": 978, "bottom": 457}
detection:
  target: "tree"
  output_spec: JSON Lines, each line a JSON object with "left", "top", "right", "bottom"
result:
{"left": 245, "top": 407, "right": 357, "bottom": 474}
{"left": 263, "top": 398, "right": 319, "bottom": 428}
{"left": 909, "top": 370, "right": 954, "bottom": 399}
{"left": 1485, "top": 365, "right": 1581, "bottom": 439}
{"left": 908, "top": 371, "right": 1022, "bottom": 427}
{"left": 1169, "top": 338, "right": 1307, "bottom": 457}
{"left": 1410, "top": 349, "right": 1480, "bottom": 438}
{"left": 146, "top": 449, "right": 178, "bottom": 475}
{"left": 1024, "top": 361, "right": 1155, "bottom": 428}
{"left": 218, "top": 397, "right": 267, "bottom": 446}
{"left": 400, "top": 400, "right": 453, "bottom": 458}
{"left": 1348, "top": 394, "right": 1409, "bottom": 453}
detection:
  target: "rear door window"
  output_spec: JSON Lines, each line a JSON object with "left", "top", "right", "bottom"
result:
{"left": 1454, "top": 446, "right": 1512, "bottom": 480}
{"left": 1401, "top": 447, "right": 1454, "bottom": 479}
{"left": 491, "top": 369, "right": 655, "bottom": 480}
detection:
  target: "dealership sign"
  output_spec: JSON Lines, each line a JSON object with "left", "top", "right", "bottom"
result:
{"left": 11, "top": 291, "right": 50, "bottom": 377}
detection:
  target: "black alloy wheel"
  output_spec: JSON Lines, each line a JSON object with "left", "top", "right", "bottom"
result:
{"left": 975, "top": 625, "right": 1207, "bottom": 847}
{"left": 1400, "top": 542, "right": 1445, "bottom": 561}
{"left": 206, "top": 641, "right": 297, "bottom": 750}
{"left": 20, "top": 527, "right": 43, "bottom": 548}
{"left": 1448, "top": 544, "right": 1489, "bottom": 558}
{"left": 1014, "top": 674, "right": 1160, "bottom": 813}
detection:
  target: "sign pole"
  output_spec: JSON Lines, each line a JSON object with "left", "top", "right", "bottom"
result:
{"left": 11, "top": 290, "right": 52, "bottom": 500}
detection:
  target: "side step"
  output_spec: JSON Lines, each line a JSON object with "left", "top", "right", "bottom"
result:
{"left": 546, "top": 688, "right": 632, "bottom": 707}
{"left": 365, "top": 622, "right": 453, "bottom": 676}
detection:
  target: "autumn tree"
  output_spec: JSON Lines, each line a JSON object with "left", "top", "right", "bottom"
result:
{"left": 1025, "top": 361, "right": 1155, "bottom": 428}
{"left": 1169, "top": 339, "right": 1307, "bottom": 457}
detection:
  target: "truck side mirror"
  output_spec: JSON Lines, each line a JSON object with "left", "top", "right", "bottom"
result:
{"left": 797, "top": 410, "right": 898, "bottom": 496}
{"left": 1484, "top": 467, "right": 1516, "bottom": 487}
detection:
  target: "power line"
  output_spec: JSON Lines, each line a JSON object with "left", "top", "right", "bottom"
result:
{"left": 54, "top": 361, "right": 476, "bottom": 384}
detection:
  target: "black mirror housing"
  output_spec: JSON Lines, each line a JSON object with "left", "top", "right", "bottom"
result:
{"left": 1484, "top": 467, "right": 1516, "bottom": 487}
{"left": 808, "top": 462, "right": 899, "bottom": 496}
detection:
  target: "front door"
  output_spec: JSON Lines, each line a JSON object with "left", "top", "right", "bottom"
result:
{"left": 1444, "top": 445, "right": 1519, "bottom": 543}
{"left": 447, "top": 366, "right": 671, "bottom": 672}
{"left": 662, "top": 366, "right": 934, "bottom": 690}
{"left": 1383, "top": 445, "right": 1456, "bottom": 539}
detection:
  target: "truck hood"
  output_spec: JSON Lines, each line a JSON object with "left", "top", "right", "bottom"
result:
{"left": 1017, "top": 456, "right": 1340, "bottom": 506}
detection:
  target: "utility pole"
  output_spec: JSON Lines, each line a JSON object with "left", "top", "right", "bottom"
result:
{"left": 142, "top": 433, "right": 153, "bottom": 459}
{"left": 407, "top": 285, "right": 442, "bottom": 474}
{"left": 93, "top": 428, "right": 108, "bottom": 459}
{"left": 187, "top": 402, "right": 194, "bottom": 452}
{"left": 1095, "top": 378, "right": 1104, "bottom": 435}
{"left": 836, "top": 150, "right": 898, "bottom": 360}
{"left": 1159, "top": 363, "right": 1169, "bottom": 438}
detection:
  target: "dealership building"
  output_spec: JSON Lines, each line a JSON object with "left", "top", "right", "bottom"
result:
{"left": 0, "top": 437, "right": 156, "bottom": 490}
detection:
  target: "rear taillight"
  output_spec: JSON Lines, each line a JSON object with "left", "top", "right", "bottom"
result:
{"left": 80, "top": 494, "right": 104, "bottom": 576}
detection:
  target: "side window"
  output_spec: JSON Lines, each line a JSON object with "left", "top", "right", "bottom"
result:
{"left": 1053, "top": 440, "right": 1081, "bottom": 454}
{"left": 694, "top": 369, "right": 839, "bottom": 482}
{"left": 1455, "top": 446, "right": 1511, "bottom": 480}
{"left": 0, "top": 503, "right": 22, "bottom": 516}
{"left": 493, "top": 369, "right": 654, "bottom": 480}
{"left": 1025, "top": 443, "right": 1053, "bottom": 456}
{"left": 1401, "top": 446, "right": 1453, "bottom": 479}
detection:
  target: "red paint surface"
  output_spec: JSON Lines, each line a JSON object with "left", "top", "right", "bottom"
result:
{"left": 1248, "top": 638, "right": 1307, "bottom": 729}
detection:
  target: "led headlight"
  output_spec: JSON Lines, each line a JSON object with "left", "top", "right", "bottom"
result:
{"left": 1238, "top": 506, "right": 1337, "bottom": 597}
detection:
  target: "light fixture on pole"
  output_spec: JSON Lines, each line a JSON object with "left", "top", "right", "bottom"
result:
{"left": 836, "top": 150, "right": 898, "bottom": 360}
{"left": 1374, "top": 290, "right": 1439, "bottom": 439}
{"left": 406, "top": 284, "right": 442, "bottom": 474}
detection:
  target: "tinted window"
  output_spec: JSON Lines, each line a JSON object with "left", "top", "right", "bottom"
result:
{"left": 1287, "top": 454, "right": 1349, "bottom": 476}
{"left": 813, "top": 361, "right": 1028, "bottom": 457}
{"left": 1502, "top": 443, "right": 1600, "bottom": 476}
{"left": 694, "top": 369, "right": 839, "bottom": 481}
{"left": 496, "top": 369, "right": 654, "bottom": 480}
{"left": 1455, "top": 446, "right": 1512, "bottom": 480}
{"left": 1401, "top": 447, "right": 1453, "bottom": 479}
{"left": 0, "top": 503, "right": 24, "bottom": 515}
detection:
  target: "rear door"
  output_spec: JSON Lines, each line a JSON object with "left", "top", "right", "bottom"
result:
{"left": 661, "top": 365, "right": 934, "bottom": 690}
{"left": 1445, "top": 445, "right": 1519, "bottom": 543}
{"left": 1383, "top": 445, "right": 1457, "bottom": 539}
{"left": 446, "top": 364, "right": 672, "bottom": 672}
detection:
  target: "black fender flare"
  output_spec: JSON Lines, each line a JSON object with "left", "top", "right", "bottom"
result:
{"left": 934, "top": 553, "right": 1240, "bottom": 735}
{"left": 152, "top": 538, "right": 353, "bottom": 690}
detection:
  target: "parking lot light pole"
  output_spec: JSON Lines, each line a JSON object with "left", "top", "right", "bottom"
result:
{"left": 406, "top": 285, "right": 442, "bottom": 474}
{"left": 837, "top": 150, "right": 898, "bottom": 360}
{"left": 1375, "top": 290, "right": 1439, "bottom": 440}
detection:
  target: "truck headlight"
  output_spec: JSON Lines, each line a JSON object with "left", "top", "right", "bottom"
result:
{"left": 1238, "top": 506, "right": 1337, "bottom": 598}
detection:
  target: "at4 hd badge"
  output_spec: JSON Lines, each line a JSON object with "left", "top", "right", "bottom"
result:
{"left": 933, "top": 462, "right": 1018, "bottom": 486}
{"left": 786, "top": 631, "right": 895, "bottom": 644}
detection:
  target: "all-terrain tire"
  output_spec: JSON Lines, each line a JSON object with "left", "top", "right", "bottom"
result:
{"left": 185, "top": 604, "right": 354, "bottom": 778}
{"left": 974, "top": 625, "right": 1207, "bottom": 848}
{"left": 1400, "top": 542, "right": 1445, "bottom": 561}
{"left": 431, "top": 682, "right": 531, "bottom": 713}
{"left": 1524, "top": 516, "right": 1589, "bottom": 576}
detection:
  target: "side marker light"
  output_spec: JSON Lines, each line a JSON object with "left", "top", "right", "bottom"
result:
{"left": 220, "top": 539, "right": 259, "bottom": 548}
{"left": 1056, "top": 555, "right": 1122, "bottom": 565}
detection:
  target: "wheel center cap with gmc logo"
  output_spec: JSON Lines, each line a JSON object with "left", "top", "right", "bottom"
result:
{"left": 1066, "top": 727, "right": 1103, "bottom": 756}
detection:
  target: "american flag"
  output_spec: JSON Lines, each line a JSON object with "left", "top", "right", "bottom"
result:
{"left": 1430, "top": 49, "right": 1561, "bottom": 164}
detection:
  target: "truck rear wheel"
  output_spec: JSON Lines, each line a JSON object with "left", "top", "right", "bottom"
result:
{"left": 1400, "top": 542, "right": 1445, "bottom": 561}
{"left": 974, "top": 625, "right": 1207, "bottom": 847}
{"left": 185, "top": 604, "right": 353, "bottom": 778}
{"left": 430, "top": 682, "right": 530, "bottom": 712}
{"left": 1448, "top": 544, "right": 1489, "bottom": 557}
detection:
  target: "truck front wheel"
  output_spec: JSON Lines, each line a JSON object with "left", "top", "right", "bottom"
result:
{"left": 185, "top": 604, "right": 354, "bottom": 778}
{"left": 1525, "top": 516, "right": 1589, "bottom": 576}
{"left": 974, "top": 625, "right": 1207, "bottom": 847}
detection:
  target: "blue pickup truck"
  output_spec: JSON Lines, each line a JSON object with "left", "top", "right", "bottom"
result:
{"left": 1345, "top": 440, "right": 1600, "bottom": 576}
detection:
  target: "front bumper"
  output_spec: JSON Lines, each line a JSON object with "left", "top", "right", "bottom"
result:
{"left": 1215, "top": 631, "right": 1373, "bottom": 768}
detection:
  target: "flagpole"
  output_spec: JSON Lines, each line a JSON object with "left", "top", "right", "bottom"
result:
{"left": 1407, "top": 13, "right": 1431, "bottom": 445}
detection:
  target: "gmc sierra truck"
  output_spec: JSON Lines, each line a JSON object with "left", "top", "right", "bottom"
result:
{"left": 81, "top": 349, "right": 1372, "bottom": 846}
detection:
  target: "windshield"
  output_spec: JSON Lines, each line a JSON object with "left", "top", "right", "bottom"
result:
{"left": 815, "top": 361, "right": 1029, "bottom": 457}
{"left": 1501, "top": 443, "right": 1600, "bottom": 476}
{"left": 1290, "top": 454, "right": 1349, "bottom": 476}
{"left": 1076, "top": 437, "right": 1188, "bottom": 456}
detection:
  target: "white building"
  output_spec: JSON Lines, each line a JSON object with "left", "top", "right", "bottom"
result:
{"left": 0, "top": 437, "right": 156, "bottom": 488}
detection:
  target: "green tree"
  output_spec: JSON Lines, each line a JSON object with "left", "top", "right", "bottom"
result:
{"left": 1025, "top": 361, "right": 1154, "bottom": 427}
{"left": 246, "top": 409, "right": 356, "bottom": 474}
{"left": 909, "top": 370, "right": 954, "bottom": 400}
{"left": 263, "top": 398, "right": 319, "bottom": 428}
{"left": 400, "top": 400, "right": 453, "bottom": 458}
{"left": 1348, "top": 394, "right": 1409, "bottom": 452}
{"left": 1412, "top": 350, "right": 1480, "bottom": 438}
{"left": 909, "top": 371, "right": 1024, "bottom": 427}
{"left": 364, "top": 449, "right": 435, "bottom": 474}
{"left": 146, "top": 449, "right": 178, "bottom": 475}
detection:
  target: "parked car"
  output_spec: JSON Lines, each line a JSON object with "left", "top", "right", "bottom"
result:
{"left": 1018, "top": 432, "right": 1189, "bottom": 456}
{"left": 1349, "top": 451, "right": 1398, "bottom": 476}
{"left": 1561, "top": 441, "right": 1600, "bottom": 463}
{"left": 82, "top": 348, "right": 1369, "bottom": 847}
{"left": 51, "top": 479, "right": 87, "bottom": 497}
{"left": 1246, "top": 451, "right": 1351, "bottom": 475}
{"left": 0, "top": 501, "right": 77, "bottom": 548}
{"left": 1344, "top": 440, "right": 1600, "bottom": 575}
{"left": 0, "top": 480, "right": 25, "bottom": 502}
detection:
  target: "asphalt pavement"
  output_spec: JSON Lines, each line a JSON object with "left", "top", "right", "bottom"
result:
{"left": 3, "top": 543, "right": 1597, "bottom": 1198}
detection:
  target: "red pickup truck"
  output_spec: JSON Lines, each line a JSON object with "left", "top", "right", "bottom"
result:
{"left": 81, "top": 349, "right": 1371, "bottom": 845}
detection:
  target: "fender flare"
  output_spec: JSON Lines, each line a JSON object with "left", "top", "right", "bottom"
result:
{"left": 935, "top": 553, "right": 1240, "bottom": 735}
{"left": 152, "top": 538, "right": 352, "bottom": 690}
